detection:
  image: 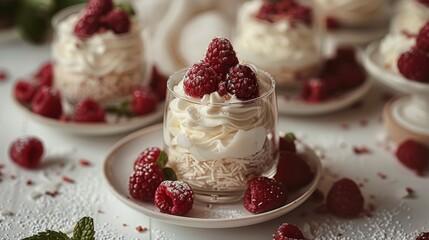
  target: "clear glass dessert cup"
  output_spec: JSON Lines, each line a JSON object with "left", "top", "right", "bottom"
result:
{"left": 163, "top": 67, "right": 279, "bottom": 203}
{"left": 51, "top": 4, "right": 144, "bottom": 105}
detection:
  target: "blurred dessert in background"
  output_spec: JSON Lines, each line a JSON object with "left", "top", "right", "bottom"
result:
{"left": 52, "top": 0, "right": 143, "bottom": 104}
{"left": 316, "top": 0, "right": 388, "bottom": 30}
{"left": 235, "top": 0, "right": 322, "bottom": 87}
{"left": 390, "top": 0, "right": 429, "bottom": 35}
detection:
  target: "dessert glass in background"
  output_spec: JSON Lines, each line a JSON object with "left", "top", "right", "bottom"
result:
{"left": 51, "top": 4, "right": 144, "bottom": 105}
{"left": 316, "top": 0, "right": 389, "bottom": 43}
{"left": 234, "top": 0, "right": 324, "bottom": 89}
{"left": 163, "top": 67, "right": 278, "bottom": 203}
{"left": 379, "top": 0, "right": 429, "bottom": 74}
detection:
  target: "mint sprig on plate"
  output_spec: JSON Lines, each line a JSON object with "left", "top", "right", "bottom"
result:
{"left": 23, "top": 217, "right": 95, "bottom": 240}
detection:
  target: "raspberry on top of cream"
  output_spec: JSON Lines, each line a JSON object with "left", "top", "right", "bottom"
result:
{"left": 235, "top": 0, "right": 317, "bottom": 67}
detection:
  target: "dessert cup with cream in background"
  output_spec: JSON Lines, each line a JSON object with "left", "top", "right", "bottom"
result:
{"left": 235, "top": 0, "right": 323, "bottom": 88}
{"left": 52, "top": 4, "right": 144, "bottom": 105}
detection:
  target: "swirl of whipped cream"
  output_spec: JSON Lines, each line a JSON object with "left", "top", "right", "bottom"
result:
{"left": 316, "top": 0, "right": 385, "bottom": 25}
{"left": 379, "top": 33, "right": 415, "bottom": 73}
{"left": 235, "top": 0, "right": 319, "bottom": 68}
{"left": 52, "top": 13, "right": 143, "bottom": 76}
{"left": 390, "top": 0, "right": 429, "bottom": 34}
{"left": 164, "top": 76, "right": 274, "bottom": 161}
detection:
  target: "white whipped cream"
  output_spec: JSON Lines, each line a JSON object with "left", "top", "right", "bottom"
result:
{"left": 164, "top": 76, "right": 273, "bottom": 161}
{"left": 379, "top": 33, "right": 415, "bottom": 73}
{"left": 390, "top": 0, "right": 429, "bottom": 34}
{"left": 316, "top": 0, "right": 386, "bottom": 26}
{"left": 52, "top": 13, "right": 143, "bottom": 76}
{"left": 235, "top": 0, "right": 319, "bottom": 69}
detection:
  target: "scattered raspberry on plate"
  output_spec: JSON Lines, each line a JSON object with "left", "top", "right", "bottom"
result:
{"left": 31, "top": 86, "right": 63, "bottom": 119}
{"left": 154, "top": 180, "right": 194, "bottom": 216}
{"left": 131, "top": 87, "right": 159, "bottom": 116}
{"left": 134, "top": 147, "right": 162, "bottom": 170}
{"left": 274, "top": 151, "right": 313, "bottom": 190}
{"left": 326, "top": 178, "right": 364, "bottom": 218}
{"left": 9, "top": 136, "right": 44, "bottom": 169}
{"left": 129, "top": 163, "right": 165, "bottom": 202}
{"left": 273, "top": 223, "right": 306, "bottom": 240}
{"left": 243, "top": 176, "right": 287, "bottom": 214}
{"left": 73, "top": 98, "right": 106, "bottom": 123}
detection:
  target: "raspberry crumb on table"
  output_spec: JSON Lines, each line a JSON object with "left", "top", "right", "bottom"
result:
{"left": 135, "top": 225, "right": 147, "bottom": 233}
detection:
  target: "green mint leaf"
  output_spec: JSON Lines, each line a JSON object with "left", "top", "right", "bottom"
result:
{"left": 163, "top": 167, "right": 177, "bottom": 181}
{"left": 156, "top": 151, "right": 168, "bottom": 168}
{"left": 105, "top": 100, "right": 133, "bottom": 118}
{"left": 284, "top": 132, "right": 296, "bottom": 142}
{"left": 22, "top": 230, "right": 70, "bottom": 240}
{"left": 115, "top": 2, "right": 136, "bottom": 15}
{"left": 71, "top": 217, "right": 95, "bottom": 240}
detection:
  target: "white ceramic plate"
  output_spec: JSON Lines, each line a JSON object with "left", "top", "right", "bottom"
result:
{"left": 103, "top": 124, "right": 322, "bottom": 229}
{"left": 12, "top": 97, "right": 164, "bottom": 136}
{"left": 277, "top": 78, "right": 372, "bottom": 116}
{"left": 362, "top": 41, "right": 429, "bottom": 95}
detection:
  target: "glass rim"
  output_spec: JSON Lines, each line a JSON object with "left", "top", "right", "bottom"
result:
{"left": 51, "top": 3, "right": 142, "bottom": 40}
{"left": 166, "top": 67, "right": 276, "bottom": 106}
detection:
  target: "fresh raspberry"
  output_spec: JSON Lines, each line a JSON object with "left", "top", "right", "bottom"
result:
{"left": 35, "top": 62, "right": 53, "bottom": 87}
{"left": 102, "top": 9, "right": 130, "bottom": 34}
{"left": 396, "top": 140, "right": 429, "bottom": 173}
{"left": 416, "top": 232, "right": 429, "bottom": 240}
{"left": 0, "top": 70, "right": 8, "bottom": 81}
{"left": 336, "top": 63, "right": 366, "bottom": 89}
{"left": 74, "top": 12, "right": 101, "bottom": 38}
{"left": 397, "top": 49, "right": 429, "bottom": 82}
{"left": 204, "top": 37, "right": 239, "bottom": 76}
{"left": 243, "top": 176, "right": 287, "bottom": 214}
{"left": 154, "top": 180, "right": 194, "bottom": 216}
{"left": 217, "top": 81, "right": 227, "bottom": 96}
{"left": 335, "top": 47, "right": 357, "bottom": 63}
{"left": 226, "top": 64, "right": 259, "bottom": 100}
{"left": 87, "top": 0, "right": 113, "bottom": 16}
{"left": 14, "top": 80, "right": 39, "bottom": 104}
{"left": 417, "top": 22, "right": 429, "bottom": 52}
{"left": 73, "top": 98, "right": 105, "bottom": 123}
{"left": 183, "top": 61, "right": 220, "bottom": 98}
{"left": 322, "top": 74, "right": 343, "bottom": 94}
{"left": 327, "top": 178, "right": 364, "bottom": 218}
{"left": 9, "top": 136, "right": 44, "bottom": 169}
{"left": 255, "top": 2, "right": 277, "bottom": 22}
{"left": 131, "top": 87, "right": 159, "bottom": 116}
{"left": 129, "top": 163, "right": 165, "bottom": 202}
{"left": 279, "top": 133, "right": 296, "bottom": 153}
{"left": 273, "top": 223, "right": 306, "bottom": 240}
{"left": 301, "top": 78, "right": 329, "bottom": 103}
{"left": 150, "top": 66, "right": 168, "bottom": 101}
{"left": 326, "top": 16, "right": 341, "bottom": 30}
{"left": 134, "top": 147, "right": 162, "bottom": 170}
{"left": 274, "top": 151, "right": 313, "bottom": 190}
{"left": 31, "top": 86, "right": 63, "bottom": 119}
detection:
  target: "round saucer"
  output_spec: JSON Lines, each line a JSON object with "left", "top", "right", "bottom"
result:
{"left": 12, "top": 96, "right": 163, "bottom": 136}
{"left": 384, "top": 96, "right": 429, "bottom": 147}
{"left": 277, "top": 78, "right": 372, "bottom": 116}
{"left": 103, "top": 124, "right": 322, "bottom": 228}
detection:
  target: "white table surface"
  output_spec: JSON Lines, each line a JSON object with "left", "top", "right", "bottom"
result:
{"left": 1, "top": 37, "right": 429, "bottom": 240}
